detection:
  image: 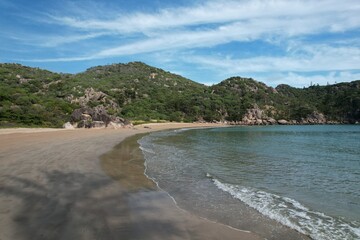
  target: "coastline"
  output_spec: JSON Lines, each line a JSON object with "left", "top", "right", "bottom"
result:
{"left": 137, "top": 127, "right": 311, "bottom": 240}
{"left": 0, "top": 123, "right": 261, "bottom": 240}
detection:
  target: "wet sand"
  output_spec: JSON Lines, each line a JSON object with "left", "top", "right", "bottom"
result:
{"left": 0, "top": 123, "right": 262, "bottom": 240}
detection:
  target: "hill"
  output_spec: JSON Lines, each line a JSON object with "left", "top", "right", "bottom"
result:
{"left": 0, "top": 62, "right": 359, "bottom": 127}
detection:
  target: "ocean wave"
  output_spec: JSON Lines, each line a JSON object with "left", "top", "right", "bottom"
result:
{"left": 139, "top": 146, "right": 155, "bottom": 154}
{"left": 210, "top": 175, "right": 360, "bottom": 240}
{"left": 173, "top": 128, "right": 192, "bottom": 132}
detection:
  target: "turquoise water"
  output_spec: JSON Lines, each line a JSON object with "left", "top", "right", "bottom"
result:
{"left": 139, "top": 125, "right": 360, "bottom": 240}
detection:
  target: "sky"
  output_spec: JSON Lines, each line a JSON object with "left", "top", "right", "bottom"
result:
{"left": 1, "top": 0, "right": 360, "bottom": 87}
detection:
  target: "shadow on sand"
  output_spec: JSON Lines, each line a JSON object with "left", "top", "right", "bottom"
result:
{"left": 0, "top": 135, "right": 186, "bottom": 240}
{"left": 1, "top": 170, "right": 187, "bottom": 240}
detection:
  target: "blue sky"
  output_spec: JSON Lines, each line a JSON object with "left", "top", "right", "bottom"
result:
{"left": 1, "top": 0, "right": 360, "bottom": 87}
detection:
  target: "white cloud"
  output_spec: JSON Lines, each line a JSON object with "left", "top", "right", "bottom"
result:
{"left": 24, "top": 56, "right": 94, "bottom": 62}
{"left": 33, "top": 16, "right": 359, "bottom": 60}
{"left": 32, "top": 0, "right": 359, "bottom": 59}
{"left": 50, "top": 0, "right": 360, "bottom": 35}
{"left": 41, "top": 32, "right": 107, "bottom": 47}
{"left": 8, "top": 32, "right": 107, "bottom": 48}
{"left": 261, "top": 71, "right": 360, "bottom": 87}
{"left": 11, "top": 0, "right": 360, "bottom": 87}
{"left": 181, "top": 44, "right": 360, "bottom": 74}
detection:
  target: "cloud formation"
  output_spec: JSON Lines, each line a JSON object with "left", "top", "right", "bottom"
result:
{"left": 185, "top": 44, "right": 360, "bottom": 73}
{"left": 2, "top": 0, "right": 360, "bottom": 86}
{"left": 51, "top": 0, "right": 360, "bottom": 35}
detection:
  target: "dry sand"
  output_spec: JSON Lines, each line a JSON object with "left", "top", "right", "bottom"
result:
{"left": 0, "top": 123, "right": 262, "bottom": 240}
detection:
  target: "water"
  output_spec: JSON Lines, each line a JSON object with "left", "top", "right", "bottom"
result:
{"left": 138, "top": 125, "right": 360, "bottom": 240}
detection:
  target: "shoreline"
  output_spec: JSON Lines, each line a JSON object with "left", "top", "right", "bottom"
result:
{"left": 135, "top": 128, "right": 311, "bottom": 240}
{"left": 100, "top": 132, "right": 259, "bottom": 236}
{"left": 0, "top": 123, "right": 262, "bottom": 240}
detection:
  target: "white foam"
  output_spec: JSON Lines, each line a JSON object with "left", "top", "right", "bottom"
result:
{"left": 139, "top": 146, "right": 155, "bottom": 154}
{"left": 173, "top": 128, "right": 192, "bottom": 132}
{"left": 212, "top": 178, "right": 360, "bottom": 240}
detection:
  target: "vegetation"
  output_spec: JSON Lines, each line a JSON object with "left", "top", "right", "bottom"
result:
{"left": 0, "top": 62, "right": 359, "bottom": 127}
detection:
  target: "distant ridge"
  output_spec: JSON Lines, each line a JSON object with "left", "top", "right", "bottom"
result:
{"left": 0, "top": 62, "right": 359, "bottom": 127}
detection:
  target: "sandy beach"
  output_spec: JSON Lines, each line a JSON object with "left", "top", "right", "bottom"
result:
{"left": 0, "top": 123, "right": 262, "bottom": 240}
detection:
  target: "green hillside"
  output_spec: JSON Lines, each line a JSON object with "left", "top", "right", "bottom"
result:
{"left": 0, "top": 62, "right": 359, "bottom": 127}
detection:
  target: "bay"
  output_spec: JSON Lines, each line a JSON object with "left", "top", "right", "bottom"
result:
{"left": 139, "top": 125, "right": 360, "bottom": 240}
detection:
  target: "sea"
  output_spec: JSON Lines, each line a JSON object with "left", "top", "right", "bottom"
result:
{"left": 138, "top": 125, "right": 360, "bottom": 240}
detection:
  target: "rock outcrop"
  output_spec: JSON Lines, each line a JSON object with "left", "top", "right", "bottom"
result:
{"left": 65, "top": 87, "right": 133, "bottom": 129}
{"left": 300, "top": 112, "right": 327, "bottom": 124}
{"left": 240, "top": 105, "right": 278, "bottom": 125}
{"left": 232, "top": 105, "right": 329, "bottom": 126}
{"left": 70, "top": 87, "right": 119, "bottom": 113}
{"left": 67, "top": 106, "right": 132, "bottom": 129}
{"left": 277, "top": 119, "right": 288, "bottom": 125}
{"left": 63, "top": 122, "right": 75, "bottom": 129}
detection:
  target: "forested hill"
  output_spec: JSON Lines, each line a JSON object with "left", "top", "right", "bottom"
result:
{"left": 0, "top": 62, "right": 359, "bottom": 128}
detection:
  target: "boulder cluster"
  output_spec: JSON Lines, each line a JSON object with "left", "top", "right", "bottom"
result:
{"left": 63, "top": 106, "right": 131, "bottom": 129}
{"left": 227, "top": 105, "right": 329, "bottom": 125}
{"left": 72, "top": 88, "right": 118, "bottom": 109}
{"left": 63, "top": 87, "right": 132, "bottom": 129}
{"left": 240, "top": 106, "right": 277, "bottom": 125}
